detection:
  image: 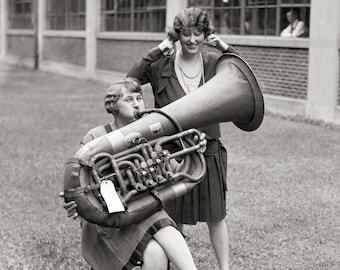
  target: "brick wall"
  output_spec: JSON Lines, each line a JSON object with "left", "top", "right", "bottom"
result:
{"left": 97, "top": 40, "right": 309, "bottom": 101}
{"left": 7, "top": 35, "right": 34, "bottom": 58}
{"left": 43, "top": 37, "right": 85, "bottom": 66}
{"left": 97, "top": 39, "right": 159, "bottom": 73}
{"left": 238, "top": 46, "right": 309, "bottom": 100}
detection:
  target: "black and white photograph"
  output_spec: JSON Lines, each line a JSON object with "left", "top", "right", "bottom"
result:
{"left": 0, "top": 0, "right": 339, "bottom": 269}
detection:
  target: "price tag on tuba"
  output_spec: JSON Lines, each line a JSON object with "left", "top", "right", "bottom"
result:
{"left": 100, "top": 180, "right": 125, "bottom": 213}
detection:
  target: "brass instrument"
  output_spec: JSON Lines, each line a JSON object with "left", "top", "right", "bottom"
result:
{"left": 63, "top": 53, "right": 264, "bottom": 227}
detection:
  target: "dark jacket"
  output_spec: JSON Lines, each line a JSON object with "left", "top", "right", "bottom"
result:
{"left": 127, "top": 46, "right": 235, "bottom": 139}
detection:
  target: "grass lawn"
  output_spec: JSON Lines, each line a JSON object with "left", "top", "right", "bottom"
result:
{"left": 0, "top": 63, "right": 339, "bottom": 269}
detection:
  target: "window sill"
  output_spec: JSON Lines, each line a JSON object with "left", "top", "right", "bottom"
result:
{"left": 97, "top": 32, "right": 165, "bottom": 41}
{"left": 43, "top": 30, "right": 86, "bottom": 38}
{"left": 220, "top": 35, "right": 310, "bottom": 49}
{"left": 7, "top": 29, "right": 34, "bottom": 35}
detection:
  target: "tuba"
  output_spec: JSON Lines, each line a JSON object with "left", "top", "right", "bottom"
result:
{"left": 63, "top": 53, "right": 264, "bottom": 227}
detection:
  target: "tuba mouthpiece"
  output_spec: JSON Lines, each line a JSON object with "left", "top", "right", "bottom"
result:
{"left": 134, "top": 109, "right": 143, "bottom": 119}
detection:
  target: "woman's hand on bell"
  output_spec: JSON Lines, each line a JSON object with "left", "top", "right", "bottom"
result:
{"left": 59, "top": 191, "right": 79, "bottom": 219}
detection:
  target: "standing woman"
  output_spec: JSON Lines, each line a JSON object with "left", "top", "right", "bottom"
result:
{"left": 127, "top": 7, "right": 236, "bottom": 270}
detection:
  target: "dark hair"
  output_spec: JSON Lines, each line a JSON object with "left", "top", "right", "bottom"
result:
{"left": 167, "top": 7, "right": 214, "bottom": 42}
{"left": 288, "top": 8, "right": 298, "bottom": 18}
{"left": 104, "top": 77, "right": 142, "bottom": 115}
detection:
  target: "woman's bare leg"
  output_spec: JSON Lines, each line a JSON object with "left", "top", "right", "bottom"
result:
{"left": 142, "top": 239, "right": 168, "bottom": 270}
{"left": 207, "top": 219, "right": 230, "bottom": 270}
{"left": 153, "top": 226, "right": 197, "bottom": 270}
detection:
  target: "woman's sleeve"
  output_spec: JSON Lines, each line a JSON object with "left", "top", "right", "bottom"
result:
{"left": 223, "top": 44, "right": 238, "bottom": 55}
{"left": 127, "top": 46, "right": 164, "bottom": 85}
{"left": 80, "top": 132, "right": 95, "bottom": 146}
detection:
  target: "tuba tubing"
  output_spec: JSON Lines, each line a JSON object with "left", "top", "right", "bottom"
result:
{"left": 63, "top": 129, "right": 206, "bottom": 228}
{"left": 63, "top": 53, "right": 264, "bottom": 227}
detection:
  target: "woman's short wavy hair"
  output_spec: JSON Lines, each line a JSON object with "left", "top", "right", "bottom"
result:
{"left": 167, "top": 7, "right": 214, "bottom": 42}
{"left": 104, "top": 77, "right": 142, "bottom": 115}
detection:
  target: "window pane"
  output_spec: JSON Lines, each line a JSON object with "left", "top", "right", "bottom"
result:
{"left": 215, "top": 0, "right": 241, "bottom": 7}
{"left": 256, "top": 8, "right": 265, "bottom": 34}
{"left": 15, "top": 4, "right": 22, "bottom": 13}
{"left": 79, "top": 0, "right": 86, "bottom": 12}
{"left": 9, "top": 0, "right": 33, "bottom": 29}
{"left": 103, "top": 0, "right": 114, "bottom": 10}
{"left": 24, "top": 3, "right": 31, "bottom": 13}
{"left": 188, "top": 0, "right": 212, "bottom": 7}
{"left": 135, "top": 9, "right": 165, "bottom": 32}
{"left": 46, "top": 0, "right": 85, "bottom": 30}
{"left": 105, "top": 14, "right": 115, "bottom": 31}
{"left": 215, "top": 9, "right": 240, "bottom": 34}
{"left": 281, "top": 0, "right": 309, "bottom": 3}
{"left": 153, "top": 0, "right": 166, "bottom": 5}
{"left": 116, "top": 13, "right": 131, "bottom": 31}
{"left": 246, "top": 0, "right": 268, "bottom": 6}
{"left": 117, "top": 0, "right": 131, "bottom": 11}
{"left": 245, "top": 8, "right": 260, "bottom": 34}
{"left": 70, "top": 0, "right": 78, "bottom": 12}
{"left": 266, "top": 7, "right": 276, "bottom": 35}
{"left": 267, "top": 0, "right": 277, "bottom": 4}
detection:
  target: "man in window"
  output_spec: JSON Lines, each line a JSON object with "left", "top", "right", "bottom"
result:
{"left": 280, "top": 9, "right": 305, "bottom": 38}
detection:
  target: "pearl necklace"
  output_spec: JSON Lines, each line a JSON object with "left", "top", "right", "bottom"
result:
{"left": 175, "top": 50, "right": 205, "bottom": 94}
{"left": 178, "top": 52, "right": 204, "bottom": 79}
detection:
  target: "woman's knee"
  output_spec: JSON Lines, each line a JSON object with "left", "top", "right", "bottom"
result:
{"left": 142, "top": 239, "right": 168, "bottom": 270}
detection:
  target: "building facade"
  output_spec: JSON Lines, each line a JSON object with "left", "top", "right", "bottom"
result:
{"left": 0, "top": 0, "right": 339, "bottom": 124}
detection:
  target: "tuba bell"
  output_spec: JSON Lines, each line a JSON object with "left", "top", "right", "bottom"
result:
{"left": 63, "top": 53, "right": 264, "bottom": 227}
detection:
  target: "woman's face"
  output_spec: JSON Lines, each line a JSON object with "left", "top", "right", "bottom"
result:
{"left": 116, "top": 87, "right": 145, "bottom": 124}
{"left": 179, "top": 27, "right": 205, "bottom": 55}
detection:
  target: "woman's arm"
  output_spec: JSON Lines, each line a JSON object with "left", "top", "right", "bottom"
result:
{"left": 206, "top": 34, "right": 238, "bottom": 54}
{"left": 223, "top": 44, "right": 238, "bottom": 54}
{"left": 127, "top": 39, "right": 174, "bottom": 84}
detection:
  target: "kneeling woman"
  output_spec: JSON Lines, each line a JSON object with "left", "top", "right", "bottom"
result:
{"left": 63, "top": 78, "right": 198, "bottom": 270}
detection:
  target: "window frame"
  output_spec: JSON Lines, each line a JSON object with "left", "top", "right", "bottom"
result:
{"left": 189, "top": 0, "right": 310, "bottom": 37}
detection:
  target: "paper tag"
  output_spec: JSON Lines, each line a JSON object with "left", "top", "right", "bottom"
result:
{"left": 100, "top": 180, "right": 125, "bottom": 213}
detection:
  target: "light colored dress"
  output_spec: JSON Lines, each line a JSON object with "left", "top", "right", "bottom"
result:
{"left": 80, "top": 122, "right": 176, "bottom": 270}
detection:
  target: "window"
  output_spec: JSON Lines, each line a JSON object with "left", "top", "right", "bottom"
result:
{"left": 244, "top": 0, "right": 278, "bottom": 36}
{"left": 9, "top": 0, "right": 33, "bottom": 29}
{"left": 209, "top": 0, "right": 242, "bottom": 35}
{"left": 46, "top": 0, "right": 86, "bottom": 30}
{"left": 279, "top": 0, "right": 310, "bottom": 37}
{"left": 188, "top": 0, "right": 310, "bottom": 36}
{"left": 101, "top": 0, "right": 166, "bottom": 32}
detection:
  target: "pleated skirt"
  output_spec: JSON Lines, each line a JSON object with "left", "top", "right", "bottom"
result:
{"left": 165, "top": 139, "right": 228, "bottom": 225}
{"left": 81, "top": 209, "right": 176, "bottom": 270}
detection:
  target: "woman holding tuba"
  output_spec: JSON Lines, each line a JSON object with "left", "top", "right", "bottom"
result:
{"left": 62, "top": 78, "right": 200, "bottom": 270}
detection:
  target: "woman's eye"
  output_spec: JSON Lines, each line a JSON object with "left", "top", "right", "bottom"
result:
{"left": 124, "top": 97, "right": 133, "bottom": 102}
{"left": 194, "top": 30, "right": 202, "bottom": 36}
{"left": 181, "top": 30, "right": 191, "bottom": 37}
